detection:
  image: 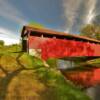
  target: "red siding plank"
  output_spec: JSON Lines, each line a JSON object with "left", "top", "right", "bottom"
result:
{"left": 28, "top": 36, "right": 100, "bottom": 60}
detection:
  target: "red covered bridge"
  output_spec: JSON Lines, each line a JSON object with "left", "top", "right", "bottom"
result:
{"left": 21, "top": 26, "right": 100, "bottom": 60}
{"left": 21, "top": 26, "right": 100, "bottom": 87}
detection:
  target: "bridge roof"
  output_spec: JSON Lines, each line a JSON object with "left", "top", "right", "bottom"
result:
{"left": 21, "top": 26, "right": 100, "bottom": 44}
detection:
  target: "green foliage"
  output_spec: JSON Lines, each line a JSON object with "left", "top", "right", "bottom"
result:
{"left": 19, "top": 53, "right": 44, "bottom": 69}
{"left": 28, "top": 21, "right": 45, "bottom": 29}
{"left": 46, "top": 58, "right": 58, "bottom": 68}
{"left": 86, "top": 58, "right": 100, "bottom": 67}
{"left": 36, "top": 66, "right": 90, "bottom": 100}
{"left": 0, "top": 44, "right": 21, "bottom": 54}
{"left": 80, "top": 24, "right": 100, "bottom": 40}
{"left": 0, "top": 40, "right": 4, "bottom": 46}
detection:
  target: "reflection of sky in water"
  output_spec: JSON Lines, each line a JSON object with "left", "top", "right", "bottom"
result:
{"left": 57, "top": 59, "right": 75, "bottom": 69}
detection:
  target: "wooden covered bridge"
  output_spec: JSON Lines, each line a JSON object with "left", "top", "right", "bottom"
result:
{"left": 21, "top": 26, "right": 100, "bottom": 60}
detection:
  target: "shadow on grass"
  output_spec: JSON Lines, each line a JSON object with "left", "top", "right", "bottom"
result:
{"left": 0, "top": 53, "right": 25, "bottom": 100}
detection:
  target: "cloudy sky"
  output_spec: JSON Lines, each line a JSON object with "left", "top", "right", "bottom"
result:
{"left": 0, "top": 0, "right": 100, "bottom": 45}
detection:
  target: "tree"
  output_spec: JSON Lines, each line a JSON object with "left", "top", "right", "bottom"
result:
{"left": 0, "top": 40, "right": 4, "bottom": 46}
{"left": 80, "top": 24, "right": 100, "bottom": 40}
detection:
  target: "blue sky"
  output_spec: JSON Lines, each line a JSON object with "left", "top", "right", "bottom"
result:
{"left": 0, "top": 0, "right": 99, "bottom": 45}
{"left": 0, "top": 0, "right": 64, "bottom": 31}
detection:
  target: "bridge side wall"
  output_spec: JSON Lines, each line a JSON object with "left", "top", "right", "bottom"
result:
{"left": 28, "top": 36, "right": 100, "bottom": 60}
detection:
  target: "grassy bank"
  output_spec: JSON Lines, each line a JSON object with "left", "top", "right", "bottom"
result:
{"left": 0, "top": 44, "right": 91, "bottom": 100}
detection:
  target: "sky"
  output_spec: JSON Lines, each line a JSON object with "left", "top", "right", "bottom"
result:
{"left": 0, "top": 0, "right": 100, "bottom": 45}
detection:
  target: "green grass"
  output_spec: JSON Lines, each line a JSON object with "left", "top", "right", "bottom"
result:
{"left": 86, "top": 58, "right": 100, "bottom": 67}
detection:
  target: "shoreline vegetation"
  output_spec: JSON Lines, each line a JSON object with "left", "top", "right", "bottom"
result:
{"left": 0, "top": 42, "right": 92, "bottom": 100}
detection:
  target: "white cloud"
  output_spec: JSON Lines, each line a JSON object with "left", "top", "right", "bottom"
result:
{"left": 0, "top": 27, "right": 19, "bottom": 38}
{"left": 62, "top": 0, "right": 82, "bottom": 32}
{"left": 0, "top": 34, "right": 19, "bottom": 45}
{"left": 0, "top": 27, "right": 20, "bottom": 45}
{"left": 84, "top": 0, "right": 97, "bottom": 24}
{"left": 0, "top": 0, "right": 28, "bottom": 25}
{"left": 62, "top": 0, "right": 98, "bottom": 32}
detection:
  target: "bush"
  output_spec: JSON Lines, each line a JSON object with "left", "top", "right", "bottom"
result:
{"left": 0, "top": 40, "right": 4, "bottom": 46}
